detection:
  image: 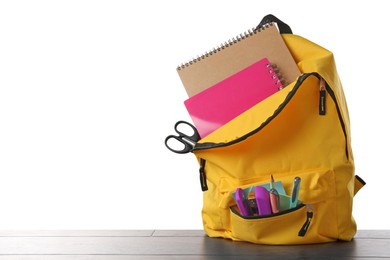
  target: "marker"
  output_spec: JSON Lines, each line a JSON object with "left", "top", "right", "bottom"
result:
{"left": 254, "top": 186, "right": 272, "bottom": 216}
{"left": 269, "top": 175, "right": 280, "bottom": 214}
{"left": 291, "top": 177, "right": 301, "bottom": 208}
{"left": 235, "top": 188, "right": 252, "bottom": 216}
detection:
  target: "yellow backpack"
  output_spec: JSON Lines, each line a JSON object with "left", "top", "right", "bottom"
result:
{"left": 166, "top": 15, "right": 365, "bottom": 245}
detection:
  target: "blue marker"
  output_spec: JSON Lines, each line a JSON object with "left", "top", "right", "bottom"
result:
{"left": 290, "top": 177, "right": 301, "bottom": 208}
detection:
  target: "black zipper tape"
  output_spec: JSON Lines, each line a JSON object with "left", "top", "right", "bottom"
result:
{"left": 323, "top": 82, "right": 349, "bottom": 159}
{"left": 230, "top": 203, "right": 305, "bottom": 220}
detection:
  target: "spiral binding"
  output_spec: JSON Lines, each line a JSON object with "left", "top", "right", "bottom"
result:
{"left": 266, "top": 63, "right": 285, "bottom": 90}
{"left": 177, "top": 23, "right": 275, "bottom": 71}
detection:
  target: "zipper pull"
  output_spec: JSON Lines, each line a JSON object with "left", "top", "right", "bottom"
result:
{"left": 199, "top": 158, "right": 208, "bottom": 191}
{"left": 298, "top": 204, "right": 313, "bottom": 237}
{"left": 319, "top": 78, "right": 326, "bottom": 116}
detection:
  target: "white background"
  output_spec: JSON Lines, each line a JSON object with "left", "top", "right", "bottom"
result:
{"left": 0, "top": 0, "right": 388, "bottom": 229}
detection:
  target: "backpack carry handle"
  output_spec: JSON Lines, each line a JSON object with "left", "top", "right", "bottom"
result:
{"left": 257, "top": 14, "right": 293, "bottom": 34}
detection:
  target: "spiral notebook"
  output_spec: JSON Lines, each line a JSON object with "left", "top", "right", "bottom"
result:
{"left": 184, "top": 58, "right": 283, "bottom": 138}
{"left": 177, "top": 22, "right": 300, "bottom": 97}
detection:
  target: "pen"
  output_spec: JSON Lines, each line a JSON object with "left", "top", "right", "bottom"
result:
{"left": 269, "top": 175, "right": 280, "bottom": 214}
{"left": 290, "top": 177, "right": 301, "bottom": 208}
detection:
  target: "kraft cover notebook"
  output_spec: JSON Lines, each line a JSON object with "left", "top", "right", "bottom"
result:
{"left": 184, "top": 58, "right": 283, "bottom": 138}
{"left": 177, "top": 22, "right": 300, "bottom": 97}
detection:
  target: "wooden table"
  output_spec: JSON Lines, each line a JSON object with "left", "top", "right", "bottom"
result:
{"left": 0, "top": 230, "right": 388, "bottom": 259}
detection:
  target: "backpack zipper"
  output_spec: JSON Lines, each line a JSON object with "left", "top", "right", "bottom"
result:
{"left": 298, "top": 204, "right": 314, "bottom": 237}
{"left": 322, "top": 78, "right": 349, "bottom": 159}
{"left": 319, "top": 77, "right": 326, "bottom": 115}
{"left": 199, "top": 158, "right": 208, "bottom": 191}
{"left": 193, "top": 72, "right": 349, "bottom": 160}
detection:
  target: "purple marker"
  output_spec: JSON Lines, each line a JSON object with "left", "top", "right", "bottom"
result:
{"left": 235, "top": 188, "right": 252, "bottom": 216}
{"left": 254, "top": 186, "right": 272, "bottom": 216}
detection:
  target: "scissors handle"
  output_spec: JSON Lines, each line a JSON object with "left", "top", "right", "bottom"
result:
{"left": 174, "top": 120, "right": 200, "bottom": 142}
{"left": 165, "top": 135, "right": 193, "bottom": 154}
{"left": 165, "top": 121, "right": 200, "bottom": 154}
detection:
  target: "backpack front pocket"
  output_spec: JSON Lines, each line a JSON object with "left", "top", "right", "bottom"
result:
{"left": 221, "top": 168, "right": 338, "bottom": 244}
{"left": 230, "top": 203, "right": 310, "bottom": 244}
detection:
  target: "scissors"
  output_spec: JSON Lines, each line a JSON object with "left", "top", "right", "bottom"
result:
{"left": 165, "top": 121, "right": 200, "bottom": 154}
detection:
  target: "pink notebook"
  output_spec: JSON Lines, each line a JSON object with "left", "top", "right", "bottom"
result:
{"left": 184, "top": 58, "right": 283, "bottom": 138}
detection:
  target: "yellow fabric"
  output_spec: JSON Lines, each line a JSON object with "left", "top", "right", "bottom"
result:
{"left": 192, "top": 34, "right": 364, "bottom": 244}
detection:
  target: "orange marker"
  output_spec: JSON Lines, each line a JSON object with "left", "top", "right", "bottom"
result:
{"left": 269, "top": 175, "right": 280, "bottom": 213}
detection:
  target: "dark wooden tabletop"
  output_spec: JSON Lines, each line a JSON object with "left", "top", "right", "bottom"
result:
{"left": 0, "top": 230, "right": 388, "bottom": 259}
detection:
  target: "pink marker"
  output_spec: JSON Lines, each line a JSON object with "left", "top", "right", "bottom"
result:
{"left": 269, "top": 175, "right": 280, "bottom": 214}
